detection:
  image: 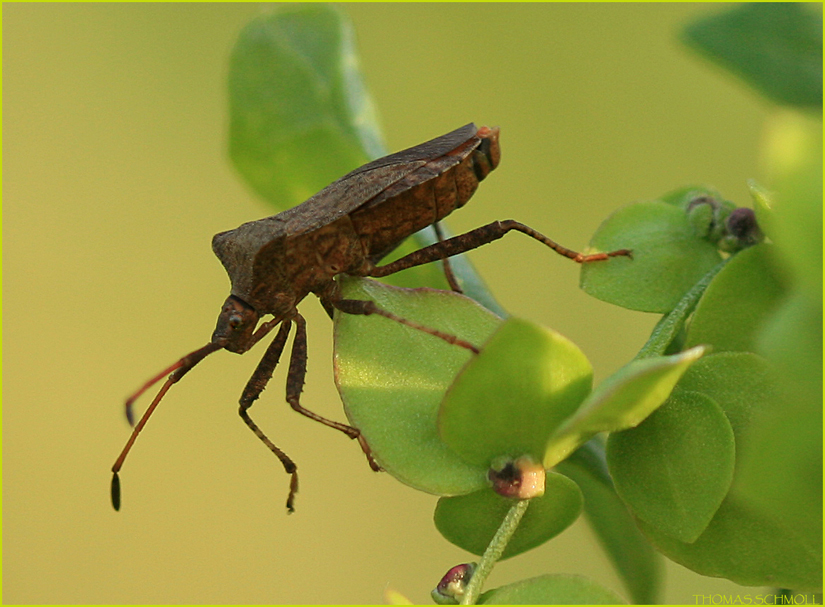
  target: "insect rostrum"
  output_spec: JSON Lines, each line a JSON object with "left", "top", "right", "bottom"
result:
{"left": 111, "top": 123, "right": 630, "bottom": 513}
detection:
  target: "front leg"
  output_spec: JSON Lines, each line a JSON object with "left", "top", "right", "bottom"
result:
{"left": 285, "top": 313, "right": 360, "bottom": 438}
{"left": 287, "top": 313, "right": 381, "bottom": 471}
{"left": 238, "top": 320, "right": 300, "bottom": 512}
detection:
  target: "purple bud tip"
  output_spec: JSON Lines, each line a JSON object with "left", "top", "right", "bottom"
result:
{"left": 726, "top": 207, "right": 763, "bottom": 245}
{"left": 432, "top": 563, "right": 476, "bottom": 604}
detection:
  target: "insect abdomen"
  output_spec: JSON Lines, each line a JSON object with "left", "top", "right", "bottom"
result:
{"left": 352, "top": 126, "right": 501, "bottom": 262}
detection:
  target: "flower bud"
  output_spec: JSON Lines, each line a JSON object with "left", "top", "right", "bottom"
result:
{"left": 431, "top": 562, "right": 476, "bottom": 604}
{"left": 726, "top": 207, "right": 764, "bottom": 246}
{"left": 488, "top": 455, "right": 546, "bottom": 499}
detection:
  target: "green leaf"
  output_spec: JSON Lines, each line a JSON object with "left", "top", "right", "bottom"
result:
{"left": 684, "top": 245, "right": 787, "bottom": 353}
{"left": 580, "top": 201, "right": 722, "bottom": 313}
{"left": 675, "top": 351, "right": 780, "bottom": 441}
{"left": 607, "top": 390, "right": 735, "bottom": 543}
{"left": 544, "top": 347, "right": 705, "bottom": 468}
{"left": 333, "top": 276, "right": 501, "bottom": 496}
{"left": 433, "top": 472, "right": 583, "bottom": 560}
{"left": 607, "top": 353, "right": 786, "bottom": 545}
{"left": 631, "top": 350, "right": 823, "bottom": 589}
{"left": 477, "top": 574, "right": 627, "bottom": 605}
{"left": 637, "top": 494, "right": 823, "bottom": 590}
{"left": 439, "top": 318, "right": 592, "bottom": 467}
{"left": 228, "top": 4, "right": 384, "bottom": 210}
{"left": 682, "top": 3, "right": 823, "bottom": 108}
{"left": 556, "top": 443, "right": 662, "bottom": 605}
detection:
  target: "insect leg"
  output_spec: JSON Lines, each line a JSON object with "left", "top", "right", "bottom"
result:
{"left": 285, "top": 314, "right": 381, "bottom": 470}
{"left": 319, "top": 297, "right": 336, "bottom": 320}
{"left": 332, "top": 298, "right": 480, "bottom": 354}
{"left": 369, "top": 220, "right": 632, "bottom": 278}
{"left": 433, "top": 222, "right": 463, "bottom": 294}
{"left": 285, "top": 314, "right": 361, "bottom": 438}
{"left": 238, "top": 320, "right": 300, "bottom": 512}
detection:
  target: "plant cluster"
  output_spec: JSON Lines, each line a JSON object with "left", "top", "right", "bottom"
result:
{"left": 227, "top": 4, "right": 821, "bottom": 603}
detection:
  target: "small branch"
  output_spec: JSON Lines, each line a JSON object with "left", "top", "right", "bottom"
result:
{"left": 460, "top": 499, "right": 531, "bottom": 605}
{"left": 635, "top": 258, "right": 730, "bottom": 360}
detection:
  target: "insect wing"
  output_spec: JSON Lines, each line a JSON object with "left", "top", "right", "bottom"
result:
{"left": 280, "top": 123, "right": 480, "bottom": 237}
{"left": 345, "top": 122, "right": 478, "bottom": 179}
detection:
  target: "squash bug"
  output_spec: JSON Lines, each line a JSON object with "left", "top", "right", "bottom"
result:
{"left": 111, "top": 123, "right": 630, "bottom": 512}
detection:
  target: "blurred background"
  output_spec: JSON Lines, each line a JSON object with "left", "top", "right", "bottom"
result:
{"left": 5, "top": 3, "right": 778, "bottom": 603}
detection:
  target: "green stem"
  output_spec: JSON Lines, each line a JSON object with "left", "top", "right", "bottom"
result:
{"left": 635, "top": 258, "right": 730, "bottom": 360}
{"left": 460, "top": 499, "right": 531, "bottom": 605}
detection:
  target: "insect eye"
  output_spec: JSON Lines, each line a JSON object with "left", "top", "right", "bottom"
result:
{"left": 228, "top": 314, "right": 243, "bottom": 329}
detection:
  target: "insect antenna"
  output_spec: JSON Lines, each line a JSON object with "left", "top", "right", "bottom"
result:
{"left": 111, "top": 341, "right": 223, "bottom": 511}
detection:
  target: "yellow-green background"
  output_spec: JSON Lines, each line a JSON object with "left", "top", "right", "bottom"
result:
{"left": 4, "top": 3, "right": 776, "bottom": 603}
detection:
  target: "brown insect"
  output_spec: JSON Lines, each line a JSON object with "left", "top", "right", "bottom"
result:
{"left": 111, "top": 123, "right": 630, "bottom": 513}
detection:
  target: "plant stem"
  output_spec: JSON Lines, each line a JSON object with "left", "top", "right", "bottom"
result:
{"left": 460, "top": 498, "right": 531, "bottom": 605}
{"left": 635, "top": 258, "right": 730, "bottom": 360}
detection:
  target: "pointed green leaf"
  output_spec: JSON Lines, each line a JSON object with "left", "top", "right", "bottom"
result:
{"left": 580, "top": 201, "right": 722, "bottom": 312}
{"left": 682, "top": 3, "right": 823, "bottom": 108}
{"left": 228, "top": 4, "right": 384, "bottom": 210}
{"left": 434, "top": 472, "right": 583, "bottom": 560}
{"left": 333, "top": 277, "right": 501, "bottom": 496}
{"left": 544, "top": 346, "right": 705, "bottom": 468}
{"left": 384, "top": 588, "right": 413, "bottom": 605}
{"left": 478, "top": 574, "right": 627, "bottom": 605}
{"left": 439, "top": 318, "right": 592, "bottom": 467}
{"left": 607, "top": 390, "right": 735, "bottom": 543}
